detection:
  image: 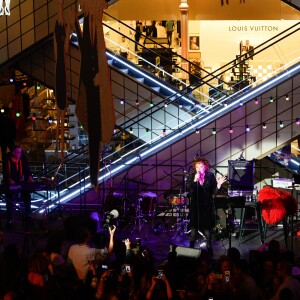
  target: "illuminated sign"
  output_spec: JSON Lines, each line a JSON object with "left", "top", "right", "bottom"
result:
{"left": 0, "top": 0, "right": 11, "bottom": 16}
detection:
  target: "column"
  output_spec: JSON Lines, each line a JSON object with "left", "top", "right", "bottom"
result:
{"left": 179, "top": 0, "right": 189, "bottom": 81}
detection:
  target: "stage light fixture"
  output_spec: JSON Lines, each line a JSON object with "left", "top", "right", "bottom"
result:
{"left": 150, "top": 101, "right": 153, "bottom": 107}
{"left": 164, "top": 101, "right": 168, "bottom": 108}
{"left": 279, "top": 121, "right": 284, "bottom": 128}
{"left": 129, "top": 127, "right": 133, "bottom": 134}
{"left": 212, "top": 128, "right": 216, "bottom": 135}
{"left": 285, "top": 94, "right": 289, "bottom": 101}
{"left": 229, "top": 127, "right": 233, "bottom": 134}
{"left": 135, "top": 99, "right": 139, "bottom": 106}
{"left": 262, "top": 122, "right": 267, "bottom": 129}
{"left": 120, "top": 98, "right": 124, "bottom": 104}
{"left": 162, "top": 129, "right": 166, "bottom": 136}
{"left": 31, "top": 113, "right": 37, "bottom": 121}
{"left": 16, "top": 111, "right": 21, "bottom": 117}
{"left": 195, "top": 128, "right": 199, "bottom": 134}
{"left": 246, "top": 125, "right": 250, "bottom": 132}
{"left": 269, "top": 96, "right": 273, "bottom": 103}
{"left": 296, "top": 118, "right": 300, "bottom": 125}
{"left": 254, "top": 98, "right": 259, "bottom": 105}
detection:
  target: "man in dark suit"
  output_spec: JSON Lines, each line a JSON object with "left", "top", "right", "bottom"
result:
{"left": 134, "top": 21, "right": 143, "bottom": 51}
{"left": 0, "top": 108, "right": 16, "bottom": 161}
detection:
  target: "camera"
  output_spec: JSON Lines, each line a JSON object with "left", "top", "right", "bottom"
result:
{"left": 102, "top": 209, "right": 119, "bottom": 230}
{"left": 157, "top": 269, "right": 163, "bottom": 279}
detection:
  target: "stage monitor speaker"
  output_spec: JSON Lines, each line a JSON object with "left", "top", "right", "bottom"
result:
{"left": 228, "top": 160, "right": 255, "bottom": 190}
{"left": 169, "top": 245, "right": 201, "bottom": 288}
{"left": 170, "top": 245, "right": 201, "bottom": 259}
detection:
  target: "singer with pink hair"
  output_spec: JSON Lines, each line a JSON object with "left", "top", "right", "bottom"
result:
{"left": 187, "top": 156, "right": 226, "bottom": 255}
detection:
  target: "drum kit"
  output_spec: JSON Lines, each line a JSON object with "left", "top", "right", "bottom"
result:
{"left": 104, "top": 172, "right": 192, "bottom": 236}
{"left": 104, "top": 177, "right": 158, "bottom": 233}
{"left": 161, "top": 171, "right": 191, "bottom": 239}
{"left": 166, "top": 192, "right": 190, "bottom": 239}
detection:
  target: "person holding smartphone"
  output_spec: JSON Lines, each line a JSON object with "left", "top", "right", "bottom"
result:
{"left": 145, "top": 271, "right": 174, "bottom": 300}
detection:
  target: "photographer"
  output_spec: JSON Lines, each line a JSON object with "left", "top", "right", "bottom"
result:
{"left": 67, "top": 225, "right": 116, "bottom": 283}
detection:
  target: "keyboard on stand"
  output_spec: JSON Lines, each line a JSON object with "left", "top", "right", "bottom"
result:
{"left": 0, "top": 181, "right": 57, "bottom": 193}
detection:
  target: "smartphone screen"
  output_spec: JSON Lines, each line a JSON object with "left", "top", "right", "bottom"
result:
{"left": 125, "top": 265, "right": 131, "bottom": 273}
{"left": 158, "top": 269, "right": 163, "bottom": 279}
{"left": 224, "top": 270, "right": 230, "bottom": 282}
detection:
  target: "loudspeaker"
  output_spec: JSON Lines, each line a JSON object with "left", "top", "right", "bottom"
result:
{"left": 170, "top": 245, "right": 201, "bottom": 289}
{"left": 170, "top": 245, "right": 201, "bottom": 259}
{"left": 228, "top": 160, "right": 254, "bottom": 189}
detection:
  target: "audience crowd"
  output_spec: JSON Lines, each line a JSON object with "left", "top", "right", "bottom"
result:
{"left": 0, "top": 225, "right": 300, "bottom": 300}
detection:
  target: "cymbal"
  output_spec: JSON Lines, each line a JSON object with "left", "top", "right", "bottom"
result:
{"left": 174, "top": 173, "right": 192, "bottom": 177}
{"left": 127, "top": 178, "right": 149, "bottom": 185}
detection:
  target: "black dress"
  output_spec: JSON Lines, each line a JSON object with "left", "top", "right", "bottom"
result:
{"left": 187, "top": 171, "right": 217, "bottom": 232}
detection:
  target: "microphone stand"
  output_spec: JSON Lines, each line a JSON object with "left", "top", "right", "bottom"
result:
{"left": 208, "top": 164, "right": 227, "bottom": 178}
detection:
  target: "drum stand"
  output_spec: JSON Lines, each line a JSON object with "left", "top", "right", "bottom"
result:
{"left": 133, "top": 196, "right": 155, "bottom": 234}
{"left": 133, "top": 196, "right": 145, "bottom": 232}
{"left": 171, "top": 205, "right": 189, "bottom": 239}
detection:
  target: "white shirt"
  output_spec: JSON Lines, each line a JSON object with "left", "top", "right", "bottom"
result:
{"left": 271, "top": 276, "right": 300, "bottom": 300}
{"left": 68, "top": 244, "right": 108, "bottom": 280}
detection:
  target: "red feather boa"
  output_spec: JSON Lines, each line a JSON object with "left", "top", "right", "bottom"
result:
{"left": 257, "top": 186, "right": 298, "bottom": 224}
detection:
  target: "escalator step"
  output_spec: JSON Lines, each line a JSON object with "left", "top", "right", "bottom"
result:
{"left": 152, "top": 87, "right": 160, "bottom": 92}
{"left": 119, "top": 69, "right": 129, "bottom": 74}
{"left": 136, "top": 78, "right": 145, "bottom": 83}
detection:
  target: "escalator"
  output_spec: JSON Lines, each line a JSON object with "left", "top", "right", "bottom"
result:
{"left": 1, "top": 9, "right": 300, "bottom": 208}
